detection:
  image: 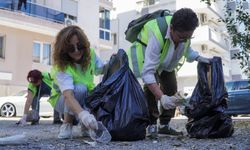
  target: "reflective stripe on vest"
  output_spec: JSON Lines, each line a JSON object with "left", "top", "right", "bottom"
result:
{"left": 48, "top": 48, "right": 96, "bottom": 107}
{"left": 175, "top": 40, "right": 190, "bottom": 72}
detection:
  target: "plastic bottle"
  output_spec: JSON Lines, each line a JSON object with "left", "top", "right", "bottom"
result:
{"left": 89, "top": 121, "right": 111, "bottom": 144}
{"left": 0, "top": 133, "right": 26, "bottom": 145}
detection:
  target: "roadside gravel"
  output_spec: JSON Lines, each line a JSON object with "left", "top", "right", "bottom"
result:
{"left": 0, "top": 117, "right": 249, "bottom": 150}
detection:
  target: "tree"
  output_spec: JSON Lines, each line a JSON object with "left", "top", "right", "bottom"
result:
{"left": 201, "top": 0, "right": 250, "bottom": 79}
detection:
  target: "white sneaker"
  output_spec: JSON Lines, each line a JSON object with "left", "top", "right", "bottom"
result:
{"left": 58, "top": 123, "right": 73, "bottom": 139}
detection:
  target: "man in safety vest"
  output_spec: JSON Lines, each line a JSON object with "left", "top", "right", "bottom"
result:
{"left": 18, "top": 69, "right": 62, "bottom": 125}
{"left": 127, "top": 8, "right": 210, "bottom": 138}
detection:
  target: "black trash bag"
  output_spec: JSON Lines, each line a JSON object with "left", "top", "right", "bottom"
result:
{"left": 86, "top": 49, "right": 149, "bottom": 141}
{"left": 186, "top": 112, "right": 234, "bottom": 139}
{"left": 185, "top": 57, "right": 234, "bottom": 138}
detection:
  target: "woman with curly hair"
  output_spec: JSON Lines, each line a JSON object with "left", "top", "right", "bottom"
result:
{"left": 49, "top": 25, "right": 105, "bottom": 139}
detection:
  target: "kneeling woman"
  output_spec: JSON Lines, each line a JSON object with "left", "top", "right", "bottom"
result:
{"left": 49, "top": 25, "right": 105, "bottom": 139}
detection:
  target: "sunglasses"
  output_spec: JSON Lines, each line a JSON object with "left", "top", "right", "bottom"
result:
{"left": 66, "top": 43, "right": 85, "bottom": 53}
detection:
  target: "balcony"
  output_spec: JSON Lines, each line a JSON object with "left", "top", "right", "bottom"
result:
{"left": 0, "top": 0, "right": 65, "bottom": 24}
{"left": 99, "top": 0, "right": 113, "bottom": 10}
{"left": 176, "top": 0, "right": 225, "bottom": 20}
{"left": 192, "top": 25, "right": 230, "bottom": 53}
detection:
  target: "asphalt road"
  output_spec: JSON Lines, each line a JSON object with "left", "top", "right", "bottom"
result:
{"left": 0, "top": 117, "right": 250, "bottom": 150}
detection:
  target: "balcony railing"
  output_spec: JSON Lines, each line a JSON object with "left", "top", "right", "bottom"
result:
{"left": 0, "top": 0, "right": 65, "bottom": 24}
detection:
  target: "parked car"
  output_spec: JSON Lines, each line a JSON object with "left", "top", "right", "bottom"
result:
{"left": 0, "top": 90, "right": 53, "bottom": 117}
{"left": 225, "top": 80, "right": 250, "bottom": 115}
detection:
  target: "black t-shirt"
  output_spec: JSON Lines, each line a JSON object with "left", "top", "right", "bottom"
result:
{"left": 28, "top": 80, "right": 51, "bottom": 98}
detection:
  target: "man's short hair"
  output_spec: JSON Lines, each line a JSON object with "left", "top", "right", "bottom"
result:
{"left": 27, "top": 69, "right": 42, "bottom": 84}
{"left": 171, "top": 8, "right": 199, "bottom": 32}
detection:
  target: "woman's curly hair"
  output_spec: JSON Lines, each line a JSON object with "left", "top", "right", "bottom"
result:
{"left": 53, "top": 25, "right": 91, "bottom": 72}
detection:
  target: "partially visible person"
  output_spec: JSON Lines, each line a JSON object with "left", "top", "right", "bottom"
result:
{"left": 17, "top": 0, "right": 27, "bottom": 11}
{"left": 49, "top": 25, "right": 105, "bottom": 139}
{"left": 11, "top": 0, "right": 15, "bottom": 11}
{"left": 18, "top": 69, "right": 62, "bottom": 125}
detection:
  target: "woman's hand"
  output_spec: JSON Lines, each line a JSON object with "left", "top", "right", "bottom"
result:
{"left": 17, "top": 114, "right": 27, "bottom": 126}
{"left": 78, "top": 110, "right": 98, "bottom": 130}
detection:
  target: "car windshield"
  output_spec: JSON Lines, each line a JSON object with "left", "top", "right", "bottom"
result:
{"left": 225, "top": 82, "right": 234, "bottom": 92}
{"left": 237, "top": 81, "right": 250, "bottom": 90}
{"left": 226, "top": 80, "right": 250, "bottom": 92}
{"left": 13, "top": 90, "right": 27, "bottom": 96}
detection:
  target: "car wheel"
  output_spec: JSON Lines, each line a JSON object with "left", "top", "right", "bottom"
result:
{"left": 0, "top": 103, "right": 16, "bottom": 117}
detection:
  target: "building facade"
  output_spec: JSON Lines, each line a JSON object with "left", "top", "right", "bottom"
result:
{"left": 0, "top": 0, "right": 113, "bottom": 96}
{"left": 111, "top": 0, "right": 240, "bottom": 96}
{"left": 99, "top": 0, "right": 114, "bottom": 61}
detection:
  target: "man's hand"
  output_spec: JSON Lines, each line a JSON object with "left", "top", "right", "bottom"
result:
{"left": 17, "top": 114, "right": 27, "bottom": 126}
{"left": 196, "top": 56, "right": 210, "bottom": 64}
{"left": 160, "top": 95, "right": 177, "bottom": 110}
{"left": 78, "top": 111, "right": 98, "bottom": 130}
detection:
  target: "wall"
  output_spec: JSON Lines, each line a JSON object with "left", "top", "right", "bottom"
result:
{"left": 0, "top": 25, "right": 54, "bottom": 96}
{"left": 77, "top": 0, "right": 99, "bottom": 52}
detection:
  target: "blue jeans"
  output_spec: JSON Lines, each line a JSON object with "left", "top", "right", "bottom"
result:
{"left": 32, "top": 96, "right": 61, "bottom": 122}
{"left": 55, "top": 84, "right": 88, "bottom": 116}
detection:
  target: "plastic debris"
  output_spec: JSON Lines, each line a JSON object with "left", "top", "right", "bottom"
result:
{"left": 0, "top": 133, "right": 27, "bottom": 145}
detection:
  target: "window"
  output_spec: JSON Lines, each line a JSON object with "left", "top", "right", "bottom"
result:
{"left": 99, "top": 8, "right": 110, "bottom": 41}
{"left": 100, "top": 30, "right": 104, "bottom": 39}
{"left": 199, "top": 13, "right": 208, "bottom": 25}
{"left": 227, "top": 81, "right": 250, "bottom": 91}
{"left": 0, "top": 36, "right": 5, "bottom": 59}
{"left": 144, "top": 0, "right": 159, "bottom": 6}
{"left": 32, "top": 42, "right": 52, "bottom": 65}
{"left": 105, "top": 31, "right": 110, "bottom": 40}
{"left": 226, "top": 82, "right": 234, "bottom": 92}
{"left": 237, "top": 81, "right": 250, "bottom": 90}
{"left": 99, "top": 8, "right": 110, "bottom": 30}
{"left": 42, "top": 43, "right": 51, "bottom": 65}
{"left": 201, "top": 44, "right": 208, "bottom": 52}
{"left": 99, "top": 30, "right": 110, "bottom": 41}
{"left": 33, "top": 42, "right": 41, "bottom": 63}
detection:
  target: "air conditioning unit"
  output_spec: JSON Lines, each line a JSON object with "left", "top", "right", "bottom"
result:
{"left": 64, "top": 18, "right": 76, "bottom": 26}
{"left": 200, "top": 13, "right": 208, "bottom": 25}
{"left": 201, "top": 44, "right": 208, "bottom": 51}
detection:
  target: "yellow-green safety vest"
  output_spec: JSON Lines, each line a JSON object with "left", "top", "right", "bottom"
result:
{"left": 126, "top": 15, "right": 190, "bottom": 77}
{"left": 48, "top": 48, "right": 96, "bottom": 107}
{"left": 28, "top": 72, "right": 52, "bottom": 97}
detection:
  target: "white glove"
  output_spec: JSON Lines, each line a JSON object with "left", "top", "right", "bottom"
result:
{"left": 17, "top": 114, "right": 27, "bottom": 126}
{"left": 78, "top": 111, "right": 98, "bottom": 130}
{"left": 160, "top": 95, "right": 177, "bottom": 110}
{"left": 196, "top": 56, "right": 210, "bottom": 64}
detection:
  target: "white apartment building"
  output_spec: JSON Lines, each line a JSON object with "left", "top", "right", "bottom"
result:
{"left": 111, "top": 0, "right": 236, "bottom": 96}
{"left": 0, "top": 0, "right": 113, "bottom": 96}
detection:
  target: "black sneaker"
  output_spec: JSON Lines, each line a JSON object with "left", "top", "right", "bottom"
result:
{"left": 53, "top": 120, "right": 63, "bottom": 124}
{"left": 31, "top": 121, "right": 39, "bottom": 125}
{"left": 158, "top": 125, "right": 183, "bottom": 136}
{"left": 147, "top": 124, "right": 158, "bottom": 139}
